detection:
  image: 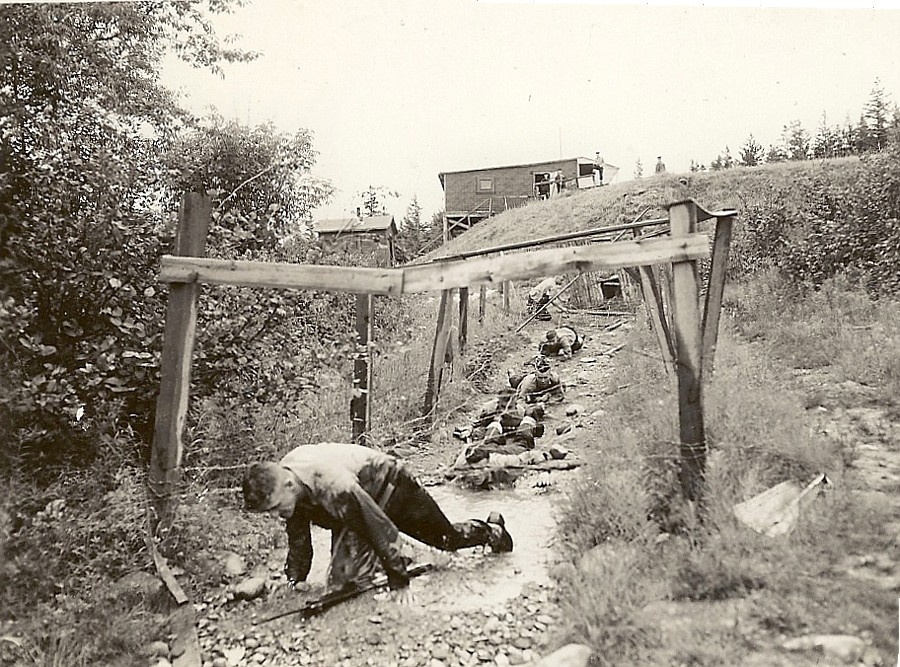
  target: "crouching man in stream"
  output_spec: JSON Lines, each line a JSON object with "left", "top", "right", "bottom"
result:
{"left": 242, "top": 443, "right": 514, "bottom": 594}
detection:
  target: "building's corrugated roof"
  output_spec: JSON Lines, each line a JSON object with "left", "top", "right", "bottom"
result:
{"left": 438, "top": 157, "right": 595, "bottom": 187}
{"left": 315, "top": 215, "right": 396, "bottom": 234}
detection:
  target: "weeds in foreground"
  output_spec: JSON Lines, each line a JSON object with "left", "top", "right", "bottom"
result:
{"left": 556, "top": 274, "right": 898, "bottom": 662}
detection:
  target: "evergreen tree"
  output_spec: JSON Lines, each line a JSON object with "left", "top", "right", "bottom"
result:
{"left": 855, "top": 113, "right": 871, "bottom": 154}
{"left": 782, "top": 120, "right": 810, "bottom": 161}
{"left": 633, "top": 158, "right": 643, "bottom": 180}
{"left": 766, "top": 143, "right": 788, "bottom": 163}
{"left": 889, "top": 103, "right": 900, "bottom": 145}
{"left": 812, "top": 113, "right": 840, "bottom": 159}
{"left": 710, "top": 146, "right": 735, "bottom": 171}
{"left": 840, "top": 115, "right": 858, "bottom": 156}
{"left": 739, "top": 134, "right": 765, "bottom": 166}
{"left": 863, "top": 78, "right": 890, "bottom": 150}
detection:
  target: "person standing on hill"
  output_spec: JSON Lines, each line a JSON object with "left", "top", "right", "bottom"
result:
{"left": 593, "top": 151, "right": 605, "bottom": 186}
{"left": 655, "top": 156, "right": 667, "bottom": 175}
{"left": 241, "top": 443, "right": 514, "bottom": 593}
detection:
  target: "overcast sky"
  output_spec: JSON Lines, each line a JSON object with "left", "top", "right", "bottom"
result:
{"left": 161, "top": 1, "right": 900, "bottom": 224}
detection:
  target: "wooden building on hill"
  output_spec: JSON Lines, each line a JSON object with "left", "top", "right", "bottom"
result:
{"left": 314, "top": 214, "right": 398, "bottom": 266}
{"left": 438, "top": 156, "right": 619, "bottom": 240}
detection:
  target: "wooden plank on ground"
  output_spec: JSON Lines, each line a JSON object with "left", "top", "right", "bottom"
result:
{"left": 701, "top": 215, "right": 734, "bottom": 382}
{"left": 160, "top": 257, "right": 403, "bottom": 295}
{"left": 149, "top": 193, "right": 210, "bottom": 532}
{"left": 668, "top": 200, "right": 707, "bottom": 503}
{"left": 401, "top": 235, "right": 709, "bottom": 293}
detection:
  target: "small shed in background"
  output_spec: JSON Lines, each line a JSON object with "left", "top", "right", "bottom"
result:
{"left": 314, "top": 214, "right": 398, "bottom": 266}
{"left": 439, "top": 156, "right": 620, "bottom": 241}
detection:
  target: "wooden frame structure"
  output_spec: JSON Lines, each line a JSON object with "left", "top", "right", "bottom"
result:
{"left": 150, "top": 194, "right": 734, "bottom": 532}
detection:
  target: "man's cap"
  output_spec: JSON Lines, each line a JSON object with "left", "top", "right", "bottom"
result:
{"left": 242, "top": 462, "right": 282, "bottom": 511}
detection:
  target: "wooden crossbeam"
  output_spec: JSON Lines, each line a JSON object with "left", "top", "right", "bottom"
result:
{"left": 159, "top": 235, "right": 709, "bottom": 295}
{"left": 159, "top": 257, "right": 403, "bottom": 295}
{"left": 402, "top": 236, "right": 708, "bottom": 292}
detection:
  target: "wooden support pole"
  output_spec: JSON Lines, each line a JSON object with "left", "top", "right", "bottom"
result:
{"left": 701, "top": 215, "right": 735, "bottom": 382}
{"left": 632, "top": 229, "right": 675, "bottom": 375}
{"left": 458, "top": 287, "right": 469, "bottom": 355}
{"left": 502, "top": 282, "right": 510, "bottom": 312}
{"left": 668, "top": 200, "right": 707, "bottom": 503}
{"left": 478, "top": 284, "right": 486, "bottom": 324}
{"left": 149, "top": 193, "right": 211, "bottom": 534}
{"left": 351, "top": 294, "right": 374, "bottom": 445}
{"left": 638, "top": 265, "right": 676, "bottom": 375}
{"left": 422, "top": 289, "right": 455, "bottom": 417}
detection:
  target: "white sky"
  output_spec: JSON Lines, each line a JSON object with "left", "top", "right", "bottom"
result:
{"left": 160, "top": 1, "right": 900, "bottom": 224}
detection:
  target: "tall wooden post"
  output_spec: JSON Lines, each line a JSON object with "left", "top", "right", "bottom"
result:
{"left": 478, "top": 284, "right": 486, "bottom": 324}
{"left": 423, "top": 289, "right": 454, "bottom": 417}
{"left": 351, "top": 294, "right": 374, "bottom": 444}
{"left": 458, "top": 287, "right": 469, "bottom": 355}
{"left": 149, "top": 193, "right": 211, "bottom": 534}
{"left": 668, "top": 200, "right": 706, "bottom": 503}
{"left": 701, "top": 215, "right": 734, "bottom": 382}
{"left": 502, "top": 281, "right": 510, "bottom": 312}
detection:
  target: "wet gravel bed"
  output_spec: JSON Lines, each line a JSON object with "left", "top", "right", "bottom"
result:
{"left": 195, "top": 577, "right": 563, "bottom": 667}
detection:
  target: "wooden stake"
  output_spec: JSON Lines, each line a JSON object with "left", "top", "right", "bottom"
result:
{"left": 632, "top": 229, "right": 675, "bottom": 375}
{"left": 502, "top": 281, "right": 510, "bottom": 311}
{"left": 458, "top": 287, "right": 469, "bottom": 355}
{"left": 701, "top": 215, "right": 734, "bottom": 382}
{"left": 423, "top": 289, "right": 455, "bottom": 417}
{"left": 478, "top": 284, "right": 486, "bottom": 324}
{"left": 668, "top": 200, "right": 706, "bottom": 503}
{"left": 149, "top": 193, "right": 210, "bottom": 534}
{"left": 351, "top": 294, "right": 374, "bottom": 444}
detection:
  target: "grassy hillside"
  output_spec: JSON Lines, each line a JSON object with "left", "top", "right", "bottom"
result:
{"left": 431, "top": 157, "right": 860, "bottom": 257}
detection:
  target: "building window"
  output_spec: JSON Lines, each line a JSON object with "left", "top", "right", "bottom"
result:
{"left": 476, "top": 177, "right": 494, "bottom": 194}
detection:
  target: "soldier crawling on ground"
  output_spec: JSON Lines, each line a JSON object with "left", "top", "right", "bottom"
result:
{"left": 242, "top": 443, "right": 514, "bottom": 595}
{"left": 453, "top": 388, "right": 547, "bottom": 465}
{"left": 539, "top": 325, "right": 583, "bottom": 360}
{"left": 510, "top": 355, "right": 564, "bottom": 404}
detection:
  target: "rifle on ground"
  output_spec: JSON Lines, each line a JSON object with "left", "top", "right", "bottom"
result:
{"left": 255, "top": 563, "right": 434, "bottom": 625}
